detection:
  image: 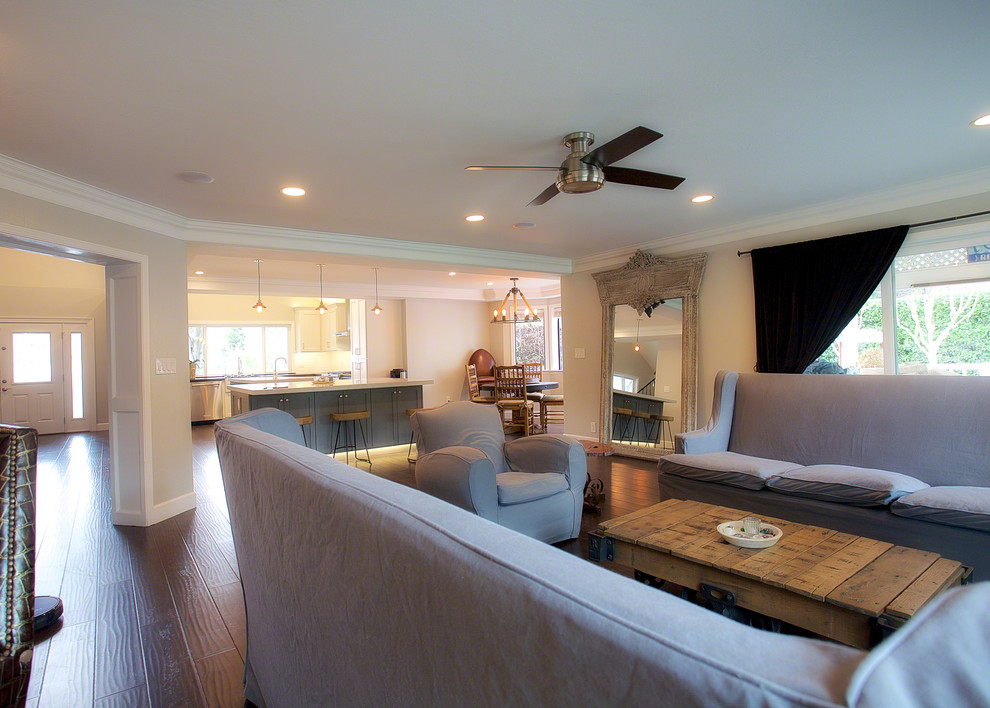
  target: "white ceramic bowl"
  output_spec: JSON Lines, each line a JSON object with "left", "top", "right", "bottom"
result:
{"left": 717, "top": 520, "right": 783, "bottom": 549}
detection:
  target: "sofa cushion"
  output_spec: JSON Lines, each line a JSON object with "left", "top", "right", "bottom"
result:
{"left": 660, "top": 452, "right": 801, "bottom": 490}
{"left": 495, "top": 472, "right": 568, "bottom": 505}
{"left": 765, "top": 464, "right": 929, "bottom": 507}
{"left": 890, "top": 486, "right": 990, "bottom": 533}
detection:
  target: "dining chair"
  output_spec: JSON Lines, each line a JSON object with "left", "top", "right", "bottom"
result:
{"left": 465, "top": 364, "right": 497, "bottom": 404}
{"left": 493, "top": 365, "right": 533, "bottom": 436}
{"left": 521, "top": 362, "right": 545, "bottom": 428}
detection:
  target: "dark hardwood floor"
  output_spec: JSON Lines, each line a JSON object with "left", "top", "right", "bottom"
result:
{"left": 28, "top": 424, "right": 661, "bottom": 707}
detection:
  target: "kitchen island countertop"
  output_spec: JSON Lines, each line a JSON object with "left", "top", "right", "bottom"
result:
{"left": 227, "top": 377, "right": 433, "bottom": 396}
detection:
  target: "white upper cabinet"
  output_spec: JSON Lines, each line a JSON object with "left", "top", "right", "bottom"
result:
{"left": 295, "top": 303, "right": 349, "bottom": 353}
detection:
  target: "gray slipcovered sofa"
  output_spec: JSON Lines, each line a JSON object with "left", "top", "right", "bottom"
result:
{"left": 659, "top": 371, "right": 990, "bottom": 572}
{"left": 215, "top": 408, "right": 990, "bottom": 707}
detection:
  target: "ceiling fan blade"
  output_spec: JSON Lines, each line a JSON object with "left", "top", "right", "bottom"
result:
{"left": 465, "top": 165, "right": 558, "bottom": 171}
{"left": 582, "top": 126, "right": 662, "bottom": 168}
{"left": 604, "top": 165, "right": 685, "bottom": 190}
{"left": 527, "top": 183, "right": 560, "bottom": 207}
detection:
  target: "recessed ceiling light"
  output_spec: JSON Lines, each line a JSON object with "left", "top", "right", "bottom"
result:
{"left": 487, "top": 281, "right": 494, "bottom": 286}
{"left": 971, "top": 114, "right": 990, "bottom": 126}
{"left": 177, "top": 171, "right": 214, "bottom": 184}
{"left": 194, "top": 270, "right": 204, "bottom": 275}
{"left": 691, "top": 194, "right": 714, "bottom": 203}
{"left": 465, "top": 214, "right": 484, "bottom": 222}
{"left": 281, "top": 186, "right": 306, "bottom": 196}
{"left": 512, "top": 222, "right": 536, "bottom": 229}
{"left": 448, "top": 271, "right": 457, "bottom": 276}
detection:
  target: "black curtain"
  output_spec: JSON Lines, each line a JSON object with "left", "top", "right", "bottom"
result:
{"left": 752, "top": 225, "right": 908, "bottom": 373}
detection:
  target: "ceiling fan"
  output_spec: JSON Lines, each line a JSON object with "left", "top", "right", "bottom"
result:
{"left": 466, "top": 126, "right": 685, "bottom": 206}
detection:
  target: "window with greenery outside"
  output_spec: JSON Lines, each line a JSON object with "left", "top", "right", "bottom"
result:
{"left": 514, "top": 321, "right": 545, "bottom": 366}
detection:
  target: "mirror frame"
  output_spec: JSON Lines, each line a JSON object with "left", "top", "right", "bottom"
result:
{"left": 592, "top": 249, "right": 707, "bottom": 460}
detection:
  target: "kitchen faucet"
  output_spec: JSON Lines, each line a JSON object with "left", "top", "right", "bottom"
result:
{"left": 273, "top": 357, "right": 289, "bottom": 381}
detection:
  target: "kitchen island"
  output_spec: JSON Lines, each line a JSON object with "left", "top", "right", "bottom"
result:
{"left": 228, "top": 378, "right": 433, "bottom": 453}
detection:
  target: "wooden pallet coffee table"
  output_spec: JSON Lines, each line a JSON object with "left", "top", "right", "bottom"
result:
{"left": 589, "top": 498, "right": 969, "bottom": 649}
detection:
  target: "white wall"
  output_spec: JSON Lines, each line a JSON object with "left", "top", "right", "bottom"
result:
{"left": 0, "top": 187, "right": 192, "bottom": 522}
{"left": 404, "top": 298, "right": 490, "bottom": 407}
{"left": 0, "top": 248, "right": 109, "bottom": 426}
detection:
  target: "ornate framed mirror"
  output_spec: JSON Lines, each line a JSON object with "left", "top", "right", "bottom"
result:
{"left": 592, "top": 250, "right": 707, "bottom": 460}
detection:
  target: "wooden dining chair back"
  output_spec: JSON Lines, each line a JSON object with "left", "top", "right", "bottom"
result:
{"left": 493, "top": 365, "right": 533, "bottom": 435}
{"left": 521, "top": 362, "right": 542, "bottom": 382}
{"left": 465, "top": 364, "right": 497, "bottom": 404}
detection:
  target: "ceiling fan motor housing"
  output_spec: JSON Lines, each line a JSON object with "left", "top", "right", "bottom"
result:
{"left": 557, "top": 131, "right": 604, "bottom": 194}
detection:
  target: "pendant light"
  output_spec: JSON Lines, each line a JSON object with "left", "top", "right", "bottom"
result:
{"left": 491, "top": 277, "right": 540, "bottom": 324}
{"left": 372, "top": 267, "right": 383, "bottom": 315}
{"left": 634, "top": 318, "right": 641, "bottom": 352}
{"left": 316, "top": 263, "right": 328, "bottom": 315}
{"left": 252, "top": 259, "right": 266, "bottom": 313}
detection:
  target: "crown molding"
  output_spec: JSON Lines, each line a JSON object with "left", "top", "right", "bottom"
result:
{"left": 187, "top": 275, "right": 497, "bottom": 302}
{"left": 183, "top": 219, "right": 573, "bottom": 275}
{"left": 0, "top": 154, "right": 187, "bottom": 238}
{"left": 0, "top": 154, "right": 573, "bottom": 274}
{"left": 573, "top": 165, "right": 990, "bottom": 272}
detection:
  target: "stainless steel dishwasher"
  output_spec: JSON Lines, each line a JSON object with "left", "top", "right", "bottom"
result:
{"left": 191, "top": 377, "right": 225, "bottom": 422}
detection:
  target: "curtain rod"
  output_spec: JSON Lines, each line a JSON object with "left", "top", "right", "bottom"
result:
{"left": 736, "top": 208, "right": 990, "bottom": 257}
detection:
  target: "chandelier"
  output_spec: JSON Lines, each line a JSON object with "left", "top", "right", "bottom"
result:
{"left": 491, "top": 278, "right": 540, "bottom": 324}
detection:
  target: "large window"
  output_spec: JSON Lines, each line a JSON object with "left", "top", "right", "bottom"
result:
{"left": 189, "top": 324, "right": 290, "bottom": 376}
{"left": 512, "top": 302, "right": 563, "bottom": 370}
{"left": 813, "top": 235, "right": 990, "bottom": 375}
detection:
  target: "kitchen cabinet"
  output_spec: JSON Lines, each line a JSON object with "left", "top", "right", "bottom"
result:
{"left": 231, "top": 390, "right": 316, "bottom": 447}
{"left": 295, "top": 303, "right": 350, "bottom": 353}
{"left": 314, "top": 389, "right": 370, "bottom": 452}
{"left": 369, "top": 386, "right": 422, "bottom": 448}
{"left": 228, "top": 379, "right": 430, "bottom": 456}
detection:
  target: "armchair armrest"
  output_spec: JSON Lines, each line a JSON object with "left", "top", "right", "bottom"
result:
{"left": 678, "top": 370, "right": 737, "bottom": 454}
{"left": 414, "top": 446, "right": 498, "bottom": 520}
{"left": 503, "top": 435, "right": 587, "bottom": 493}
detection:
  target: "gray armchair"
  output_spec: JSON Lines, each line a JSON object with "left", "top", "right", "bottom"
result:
{"left": 411, "top": 401, "right": 586, "bottom": 543}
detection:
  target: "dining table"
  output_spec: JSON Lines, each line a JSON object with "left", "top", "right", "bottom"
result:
{"left": 480, "top": 380, "right": 559, "bottom": 393}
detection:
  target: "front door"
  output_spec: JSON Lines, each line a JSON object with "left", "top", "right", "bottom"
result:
{"left": 0, "top": 323, "right": 65, "bottom": 434}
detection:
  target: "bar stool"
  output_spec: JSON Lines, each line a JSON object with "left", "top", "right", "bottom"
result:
{"left": 629, "top": 410, "right": 653, "bottom": 445}
{"left": 294, "top": 415, "right": 314, "bottom": 447}
{"left": 330, "top": 410, "right": 372, "bottom": 465}
{"left": 655, "top": 414, "right": 674, "bottom": 450}
{"left": 612, "top": 407, "right": 634, "bottom": 442}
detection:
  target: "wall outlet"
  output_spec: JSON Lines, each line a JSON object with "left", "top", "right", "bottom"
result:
{"left": 590, "top": 422, "right": 597, "bottom": 433}
{"left": 446, "top": 395, "right": 451, "bottom": 402}
{"left": 155, "top": 357, "right": 176, "bottom": 375}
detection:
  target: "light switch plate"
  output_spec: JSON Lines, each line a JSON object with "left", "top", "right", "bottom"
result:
{"left": 574, "top": 348, "right": 586, "bottom": 359}
{"left": 155, "top": 357, "right": 176, "bottom": 375}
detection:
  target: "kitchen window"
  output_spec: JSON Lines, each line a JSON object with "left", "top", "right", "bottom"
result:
{"left": 189, "top": 324, "right": 290, "bottom": 376}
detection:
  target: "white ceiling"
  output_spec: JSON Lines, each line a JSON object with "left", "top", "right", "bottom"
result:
{"left": 3, "top": 1, "right": 990, "bottom": 282}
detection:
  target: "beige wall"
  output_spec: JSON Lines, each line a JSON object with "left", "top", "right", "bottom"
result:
{"left": 559, "top": 270, "right": 604, "bottom": 437}
{"left": 365, "top": 298, "right": 406, "bottom": 378}
{"left": 404, "top": 298, "right": 490, "bottom": 408}
{"left": 0, "top": 247, "right": 109, "bottom": 426}
{"left": 0, "top": 187, "right": 193, "bottom": 521}
{"left": 656, "top": 334, "right": 683, "bottom": 436}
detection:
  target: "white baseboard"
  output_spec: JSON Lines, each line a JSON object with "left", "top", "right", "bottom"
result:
{"left": 112, "top": 491, "right": 198, "bottom": 527}
{"left": 96, "top": 422, "right": 109, "bottom": 431}
{"left": 149, "top": 492, "right": 198, "bottom": 525}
